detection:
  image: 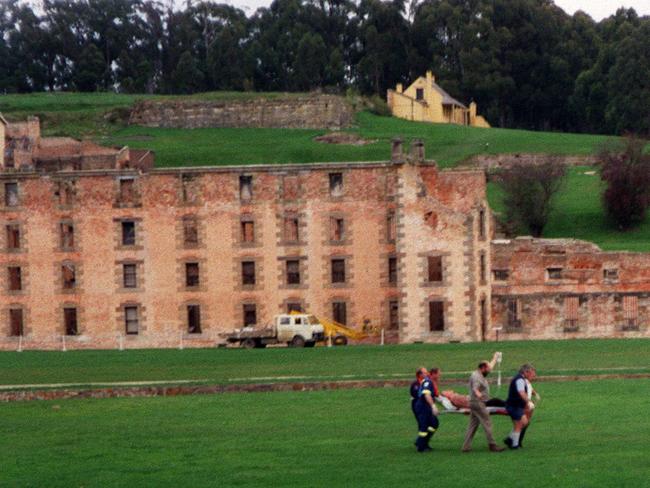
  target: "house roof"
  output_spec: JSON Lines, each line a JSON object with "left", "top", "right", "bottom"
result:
{"left": 431, "top": 82, "right": 467, "bottom": 109}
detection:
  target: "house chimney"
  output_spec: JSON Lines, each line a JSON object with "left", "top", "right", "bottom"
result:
{"left": 396, "top": 83, "right": 403, "bottom": 94}
{"left": 391, "top": 137, "right": 403, "bottom": 161}
{"left": 410, "top": 139, "right": 425, "bottom": 162}
{"left": 426, "top": 70, "right": 434, "bottom": 84}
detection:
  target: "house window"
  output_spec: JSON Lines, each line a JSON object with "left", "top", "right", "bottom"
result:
{"left": 60, "top": 222, "right": 75, "bottom": 250}
{"left": 58, "top": 180, "right": 75, "bottom": 206}
{"left": 62, "top": 263, "right": 76, "bottom": 289}
{"left": 479, "top": 209, "right": 486, "bottom": 238}
{"left": 386, "top": 212, "right": 396, "bottom": 242}
{"left": 119, "top": 178, "right": 136, "bottom": 205}
{"left": 124, "top": 306, "right": 139, "bottom": 334}
{"left": 123, "top": 264, "right": 137, "bottom": 288}
{"left": 64, "top": 307, "right": 78, "bottom": 336}
{"left": 493, "top": 269, "right": 509, "bottom": 281}
{"left": 623, "top": 296, "right": 638, "bottom": 328}
{"left": 183, "top": 217, "right": 199, "bottom": 246}
{"left": 286, "top": 259, "right": 300, "bottom": 285}
{"left": 416, "top": 88, "right": 424, "bottom": 100}
{"left": 9, "top": 308, "right": 23, "bottom": 336}
{"left": 331, "top": 259, "right": 346, "bottom": 283}
{"left": 389, "top": 300, "right": 399, "bottom": 329}
{"left": 241, "top": 261, "right": 256, "bottom": 285}
{"left": 388, "top": 257, "right": 397, "bottom": 284}
{"left": 429, "top": 301, "right": 444, "bottom": 331}
{"left": 507, "top": 299, "right": 520, "bottom": 328}
{"left": 287, "top": 302, "right": 303, "bottom": 313}
{"left": 329, "top": 173, "right": 343, "bottom": 197}
{"left": 330, "top": 217, "right": 345, "bottom": 242}
{"left": 243, "top": 304, "right": 257, "bottom": 327}
{"left": 427, "top": 256, "right": 443, "bottom": 282}
{"left": 185, "top": 262, "right": 200, "bottom": 287}
{"left": 121, "top": 221, "right": 136, "bottom": 246}
{"left": 181, "top": 174, "right": 196, "bottom": 203}
{"left": 239, "top": 175, "right": 253, "bottom": 201}
{"left": 4, "top": 182, "right": 18, "bottom": 207}
{"left": 332, "top": 301, "right": 347, "bottom": 325}
{"left": 479, "top": 253, "right": 486, "bottom": 283}
{"left": 547, "top": 268, "right": 563, "bottom": 280}
{"left": 284, "top": 216, "right": 299, "bottom": 243}
{"left": 241, "top": 219, "right": 255, "bottom": 243}
{"left": 6, "top": 224, "right": 20, "bottom": 250}
{"left": 8, "top": 266, "right": 22, "bottom": 291}
{"left": 187, "top": 305, "right": 201, "bottom": 334}
{"left": 564, "top": 296, "right": 579, "bottom": 328}
{"left": 603, "top": 268, "right": 619, "bottom": 281}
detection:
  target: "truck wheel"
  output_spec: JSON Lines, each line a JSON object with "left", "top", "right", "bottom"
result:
{"left": 333, "top": 335, "right": 348, "bottom": 346}
{"left": 242, "top": 338, "right": 256, "bottom": 349}
{"left": 305, "top": 341, "right": 315, "bottom": 348}
{"left": 290, "top": 336, "right": 305, "bottom": 348}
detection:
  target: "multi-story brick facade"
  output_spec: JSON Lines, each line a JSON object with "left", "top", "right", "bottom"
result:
{"left": 1, "top": 139, "right": 491, "bottom": 349}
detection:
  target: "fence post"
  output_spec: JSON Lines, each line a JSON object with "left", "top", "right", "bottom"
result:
{"left": 17, "top": 335, "right": 23, "bottom": 352}
{"left": 380, "top": 328, "right": 385, "bottom": 346}
{"left": 62, "top": 334, "right": 67, "bottom": 352}
{"left": 118, "top": 334, "right": 124, "bottom": 351}
{"left": 179, "top": 330, "right": 184, "bottom": 350}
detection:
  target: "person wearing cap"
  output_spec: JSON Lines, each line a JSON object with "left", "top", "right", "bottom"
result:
{"left": 413, "top": 369, "right": 440, "bottom": 452}
{"left": 410, "top": 367, "right": 428, "bottom": 420}
{"left": 504, "top": 364, "right": 538, "bottom": 449}
{"left": 461, "top": 352, "right": 504, "bottom": 453}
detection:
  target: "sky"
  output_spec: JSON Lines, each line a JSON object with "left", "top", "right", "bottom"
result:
{"left": 223, "top": 0, "right": 650, "bottom": 19}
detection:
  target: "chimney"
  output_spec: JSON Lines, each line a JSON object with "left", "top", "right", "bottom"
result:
{"left": 396, "top": 83, "right": 403, "bottom": 94}
{"left": 426, "top": 70, "right": 434, "bottom": 84}
{"left": 410, "top": 139, "right": 425, "bottom": 162}
{"left": 391, "top": 137, "right": 403, "bottom": 162}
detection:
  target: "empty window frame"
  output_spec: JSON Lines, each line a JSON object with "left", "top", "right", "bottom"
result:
{"left": 59, "top": 180, "right": 75, "bottom": 206}
{"left": 181, "top": 174, "right": 197, "bottom": 203}
{"left": 6, "top": 224, "right": 20, "bottom": 250}
{"left": 286, "top": 302, "right": 303, "bottom": 313}
{"left": 240, "top": 219, "right": 255, "bottom": 243}
{"left": 187, "top": 305, "right": 202, "bottom": 334}
{"left": 185, "top": 262, "right": 200, "bottom": 287}
{"left": 243, "top": 303, "right": 257, "bottom": 327}
{"left": 8, "top": 266, "right": 22, "bottom": 291}
{"left": 386, "top": 212, "right": 396, "bottom": 242}
{"left": 388, "top": 300, "right": 399, "bottom": 330}
{"left": 239, "top": 175, "right": 253, "bottom": 201}
{"left": 547, "top": 267, "right": 563, "bottom": 280}
{"left": 329, "top": 172, "right": 343, "bottom": 197}
{"left": 330, "top": 217, "right": 345, "bottom": 242}
{"left": 62, "top": 263, "right": 76, "bottom": 289}
{"left": 429, "top": 301, "right": 445, "bottom": 331}
{"left": 478, "top": 209, "right": 486, "bottom": 238}
{"left": 623, "top": 296, "right": 638, "bottom": 328}
{"left": 479, "top": 253, "right": 486, "bottom": 283}
{"left": 124, "top": 306, "right": 139, "bottom": 334}
{"left": 121, "top": 221, "right": 136, "bottom": 246}
{"left": 60, "top": 222, "right": 75, "bottom": 250}
{"left": 564, "top": 296, "right": 579, "bottom": 328}
{"left": 241, "top": 261, "right": 256, "bottom": 285}
{"left": 64, "top": 307, "right": 78, "bottom": 336}
{"left": 427, "top": 256, "right": 443, "bottom": 282}
{"left": 332, "top": 301, "right": 347, "bottom": 325}
{"left": 415, "top": 88, "right": 424, "bottom": 100}
{"left": 507, "top": 299, "right": 520, "bottom": 328}
{"left": 388, "top": 257, "right": 397, "bottom": 284}
{"left": 603, "top": 268, "right": 619, "bottom": 281}
{"left": 123, "top": 264, "right": 137, "bottom": 288}
{"left": 331, "top": 259, "right": 346, "bottom": 283}
{"left": 286, "top": 259, "right": 300, "bottom": 285}
{"left": 493, "top": 269, "right": 509, "bottom": 281}
{"left": 183, "top": 217, "right": 199, "bottom": 246}
{"left": 4, "top": 182, "right": 18, "bottom": 207}
{"left": 119, "top": 178, "right": 136, "bottom": 204}
{"left": 9, "top": 308, "right": 23, "bottom": 336}
{"left": 284, "top": 216, "right": 299, "bottom": 243}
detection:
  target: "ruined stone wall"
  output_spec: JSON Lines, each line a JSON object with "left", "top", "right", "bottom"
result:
{"left": 464, "top": 153, "right": 598, "bottom": 171}
{"left": 129, "top": 95, "right": 354, "bottom": 130}
{"left": 0, "top": 156, "right": 486, "bottom": 350}
{"left": 491, "top": 237, "right": 650, "bottom": 340}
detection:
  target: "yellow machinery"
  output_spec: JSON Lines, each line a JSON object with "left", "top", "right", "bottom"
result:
{"left": 291, "top": 312, "right": 367, "bottom": 345}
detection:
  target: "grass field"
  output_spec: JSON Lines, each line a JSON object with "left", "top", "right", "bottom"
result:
{"left": 1, "top": 379, "right": 648, "bottom": 487}
{"left": 1, "top": 339, "right": 649, "bottom": 389}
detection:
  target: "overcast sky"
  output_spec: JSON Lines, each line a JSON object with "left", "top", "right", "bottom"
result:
{"left": 224, "top": 0, "right": 650, "bottom": 19}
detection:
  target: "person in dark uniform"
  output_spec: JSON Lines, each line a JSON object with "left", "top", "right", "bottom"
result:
{"left": 413, "top": 370, "right": 440, "bottom": 452}
{"left": 410, "top": 367, "right": 428, "bottom": 420}
{"left": 504, "top": 364, "right": 537, "bottom": 449}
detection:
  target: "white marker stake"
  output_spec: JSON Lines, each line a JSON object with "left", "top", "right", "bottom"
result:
{"left": 62, "top": 335, "right": 67, "bottom": 352}
{"left": 17, "top": 335, "right": 23, "bottom": 352}
{"left": 179, "top": 331, "right": 184, "bottom": 350}
{"left": 328, "top": 334, "right": 332, "bottom": 348}
{"left": 381, "top": 328, "right": 385, "bottom": 346}
{"left": 497, "top": 354, "right": 503, "bottom": 388}
{"left": 119, "top": 334, "right": 124, "bottom": 351}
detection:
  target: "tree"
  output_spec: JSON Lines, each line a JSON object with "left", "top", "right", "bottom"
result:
{"left": 72, "top": 44, "right": 105, "bottom": 92}
{"left": 170, "top": 50, "right": 205, "bottom": 94}
{"left": 599, "top": 138, "right": 650, "bottom": 230}
{"left": 496, "top": 160, "right": 567, "bottom": 237}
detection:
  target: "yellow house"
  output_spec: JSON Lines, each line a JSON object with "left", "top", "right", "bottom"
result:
{"left": 387, "top": 70, "right": 490, "bottom": 128}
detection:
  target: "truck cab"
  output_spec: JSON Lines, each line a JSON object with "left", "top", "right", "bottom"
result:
{"left": 275, "top": 314, "right": 325, "bottom": 347}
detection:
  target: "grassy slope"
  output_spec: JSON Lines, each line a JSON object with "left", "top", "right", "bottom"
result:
{"left": 1, "top": 339, "right": 649, "bottom": 387}
{"left": 1, "top": 379, "right": 648, "bottom": 487}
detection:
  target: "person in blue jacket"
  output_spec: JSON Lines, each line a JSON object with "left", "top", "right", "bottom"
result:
{"left": 413, "top": 370, "right": 440, "bottom": 452}
{"left": 504, "top": 364, "right": 538, "bottom": 449}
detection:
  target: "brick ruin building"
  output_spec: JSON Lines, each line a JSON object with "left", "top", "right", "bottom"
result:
{"left": 1, "top": 115, "right": 649, "bottom": 349}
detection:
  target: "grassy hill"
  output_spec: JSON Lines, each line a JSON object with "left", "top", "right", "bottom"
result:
{"left": 1, "top": 91, "right": 648, "bottom": 251}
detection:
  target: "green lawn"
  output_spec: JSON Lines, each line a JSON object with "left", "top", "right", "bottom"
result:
{"left": 1, "top": 339, "right": 649, "bottom": 389}
{"left": 488, "top": 166, "right": 650, "bottom": 252}
{"left": 1, "top": 379, "right": 648, "bottom": 487}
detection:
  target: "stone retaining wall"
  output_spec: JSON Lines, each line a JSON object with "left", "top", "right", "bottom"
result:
{"left": 129, "top": 95, "right": 354, "bottom": 129}
{"left": 464, "top": 153, "right": 598, "bottom": 170}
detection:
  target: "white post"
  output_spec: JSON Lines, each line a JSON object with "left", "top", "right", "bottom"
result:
{"left": 380, "top": 328, "right": 385, "bottom": 346}
{"left": 327, "top": 334, "right": 332, "bottom": 348}
{"left": 62, "top": 334, "right": 67, "bottom": 352}
{"left": 17, "top": 335, "right": 23, "bottom": 352}
{"left": 179, "top": 330, "right": 184, "bottom": 350}
{"left": 118, "top": 334, "right": 124, "bottom": 351}
{"left": 497, "top": 352, "right": 503, "bottom": 388}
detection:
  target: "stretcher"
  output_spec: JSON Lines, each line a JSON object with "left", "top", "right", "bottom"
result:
{"left": 435, "top": 396, "right": 508, "bottom": 416}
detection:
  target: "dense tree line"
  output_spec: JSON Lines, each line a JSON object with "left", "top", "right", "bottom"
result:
{"left": 0, "top": 0, "right": 649, "bottom": 134}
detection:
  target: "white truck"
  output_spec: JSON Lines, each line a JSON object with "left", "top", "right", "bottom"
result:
{"left": 224, "top": 314, "right": 325, "bottom": 348}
